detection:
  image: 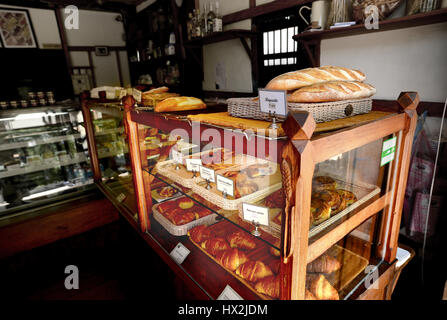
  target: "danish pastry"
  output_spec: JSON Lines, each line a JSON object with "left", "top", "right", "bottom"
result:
{"left": 337, "top": 189, "right": 357, "bottom": 206}
{"left": 313, "top": 189, "right": 345, "bottom": 215}
{"left": 312, "top": 176, "right": 337, "bottom": 191}
{"left": 311, "top": 198, "right": 332, "bottom": 225}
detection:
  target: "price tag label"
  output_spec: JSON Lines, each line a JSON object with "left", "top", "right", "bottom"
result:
{"left": 242, "top": 203, "right": 269, "bottom": 226}
{"left": 116, "top": 193, "right": 126, "bottom": 203}
{"left": 170, "top": 242, "right": 190, "bottom": 265}
{"left": 185, "top": 158, "right": 202, "bottom": 172}
{"left": 217, "top": 285, "right": 244, "bottom": 300}
{"left": 216, "top": 174, "right": 234, "bottom": 197}
{"left": 259, "top": 89, "right": 288, "bottom": 117}
{"left": 381, "top": 137, "right": 397, "bottom": 166}
{"left": 132, "top": 88, "right": 142, "bottom": 103}
{"left": 200, "top": 166, "right": 215, "bottom": 183}
{"left": 171, "top": 149, "right": 183, "bottom": 164}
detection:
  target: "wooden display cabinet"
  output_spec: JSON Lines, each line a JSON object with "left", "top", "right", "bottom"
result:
{"left": 82, "top": 91, "right": 419, "bottom": 300}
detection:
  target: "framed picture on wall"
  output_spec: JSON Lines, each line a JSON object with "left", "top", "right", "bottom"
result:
{"left": 0, "top": 7, "right": 37, "bottom": 48}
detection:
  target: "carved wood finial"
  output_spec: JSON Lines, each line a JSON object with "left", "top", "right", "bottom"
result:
{"left": 123, "top": 95, "right": 136, "bottom": 111}
{"left": 398, "top": 92, "right": 419, "bottom": 112}
{"left": 282, "top": 111, "right": 316, "bottom": 140}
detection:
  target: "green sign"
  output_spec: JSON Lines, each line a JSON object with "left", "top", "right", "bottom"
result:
{"left": 381, "top": 137, "right": 397, "bottom": 166}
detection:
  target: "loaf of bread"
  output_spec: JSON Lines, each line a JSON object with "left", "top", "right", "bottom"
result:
{"left": 187, "top": 225, "right": 211, "bottom": 243}
{"left": 306, "top": 254, "right": 341, "bottom": 274}
{"left": 266, "top": 66, "right": 366, "bottom": 91}
{"left": 306, "top": 274, "right": 339, "bottom": 300}
{"left": 155, "top": 96, "right": 206, "bottom": 112}
{"left": 255, "top": 275, "right": 280, "bottom": 299}
{"left": 227, "top": 231, "right": 257, "bottom": 250}
{"left": 143, "top": 86, "right": 169, "bottom": 95}
{"left": 235, "top": 260, "right": 274, "bottom": 282}
{"left": 201, "top": 238, "right": 230, "bottom": 256}
{"left": 216, "top": 248, "right": 249, "bottom": 271}
{"left": 288, "top": 81, "right": 376, "bottom": 103}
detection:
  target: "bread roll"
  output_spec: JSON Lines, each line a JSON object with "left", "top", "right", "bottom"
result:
{"left": 288, "top": 81, "right": 376, "bottom": 103}
{"left": 227, "top": 231, "right": 257, "bottom": 250}
{"left": 266, "top": 66, "right": 366, "bottom": 91}
{"left": 255, "top": 275, "right": 280, "bottom": 299}
{"left": 155, "top": 96, "right": 206, "bottom": 112}
{"left": 306, "top": 254, "right": 341, "bottom": 274}
{"left": 235, "top": 260, "right": 274, "bottom": 282}
{"left": 306, "top": 274, "right": 339, "bottom": 300}
{"left": 216, "top": 248, "right": 249, "bottom": 271}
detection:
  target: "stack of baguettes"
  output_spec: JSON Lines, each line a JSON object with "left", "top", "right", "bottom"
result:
{"left": 265, "top": 66, "right": 376, "bottom": 103}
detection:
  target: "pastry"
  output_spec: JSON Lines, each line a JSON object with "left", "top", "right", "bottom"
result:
{"left": 305, "top": 289, "right": 317, "bottom": 300}
{"left": 216, "top": 248, "right": 249, "bottom": 271}
{"left": 254, "top": 275, "right": 280, "bottom": 299}
{"left": 157, "top": 186, "right": 176, "bottom": 198}
{"left": 227, "top": 231, "right": 257, "bottom": 250}
{"left": 155, "top": 96, "right": 206, "bottom": 112}
{"left": 201, "top": 238, "right": 230, "bottom": 256}
{"left": 313, "top": 189, "right": 344, "bottom": 215}
{"left": 270, "top": 239, "right": 281, "bottom": 257}
{"left": 306, "top": 274, "right": 339, "bottom": 300}
{"left": 235, "top": 260, "right": 274, "bottom": 282}
{"left": 265, "top": 189, "right": 285, "bottom": 209}
{"left": 235, "top": 180, "right": 259, "bottom": 198}
{"left": 193, "top": 207, "right": 212, "bottom": 219}
{"left": 188, "top": 225, "right": 211, "bottom": 243}
{"left": 178, "top": 197, "right": 194, "bottom": 210}
{"left": 172, "top": 212, "right": 196, "bottom": 225}
{"left": 311, "top": 198, "right": 332, "bottom": 226}
{"left": 157, "top": 200, "right": 177, "bottom": 214}
{"left": 307, "top": 254, "right": 341, "bottom": 274}
{"left": 269, "top": 259, "right": 281, "bottom": 274}
{"left": 265, "top": 66, "right": 366, "bottom": 91}
{"left": 313, "top": 176, "right": 337, "bottom": 191}
{"left": 242, "top": 163, "right": 275, "bottom": 178}
{"left": 337, "top": 189, "right": 357, "bottom": 206}
{"left": 288, "top": 81, "right": 376, "bottom": 103}
{"left": 272, "top": 211, "right": 282, "bottom": 225}
{"left": 144, "top": 86, "right": 169, "bottom": 94}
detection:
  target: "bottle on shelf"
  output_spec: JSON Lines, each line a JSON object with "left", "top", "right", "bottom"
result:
{"left": 207, "top": 0, "right": 216, "bottom": 35}
{"left": 214, "top": 0, "right": 223, "bottom": 33}
{"left": 200, "top": 4, "right": 207, "bottom": 37}
{"left": 186, "top": 12, "right": 193, "bottom": 40}
{"left": 194, "top": 9, "right": 201, "bottom": 38}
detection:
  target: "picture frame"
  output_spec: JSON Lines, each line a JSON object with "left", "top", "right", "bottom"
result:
{"left": 95, "top": 46, "right": 109, "bottom": 56}
{"left": 0, "top": 7, "right": 37, "bottom": 48}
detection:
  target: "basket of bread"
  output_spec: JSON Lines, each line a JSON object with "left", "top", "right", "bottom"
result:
{"left": 227, "top": 66, "right": 376, "bottom": 123}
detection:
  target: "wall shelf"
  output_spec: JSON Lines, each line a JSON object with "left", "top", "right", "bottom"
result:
{"left": 183, "top": 29, "right": 258, "bottom": 46}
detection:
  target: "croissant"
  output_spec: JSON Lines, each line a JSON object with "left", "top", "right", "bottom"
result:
{"left": 187, "top": 225, "right": 211, "bottom": 243}
{"left": 307, "top": 254, "right": 341, "bottom": 274}
{"left": 201, "top": 238, "right": 230, "bottom": 256}
{"left": 305, "top": 289, "right": 317, "bottom": 300}
{"left": 235, "top": 260, "right": 274, "bottom": 282}
{"left": 216, "top": 248, "right": 249, "bottom": 271}
{"left": 254, "top": 275, "right": 280, "bottom": 299}
{"left": 306, "top": 274, "right": 339, "bottom": 300}
{"left": 227, "top": 231, "right": 257, "bottom": 250}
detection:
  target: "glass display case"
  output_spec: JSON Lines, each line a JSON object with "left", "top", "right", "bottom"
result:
{"left": 0, "top": 104, "right": 95, "bottom": 217}
{"left": 84, "top": 92, "right": 419, "bottom": 300}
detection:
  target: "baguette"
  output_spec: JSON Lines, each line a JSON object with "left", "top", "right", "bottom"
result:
{"left": 288, "top": 81, "right": 376, "bottom": 103}
{"left": 266, "top": 66, "right": 366, "bottom": 91}
{"left": 155, "top": 96, "right": 206, "bottom": 112}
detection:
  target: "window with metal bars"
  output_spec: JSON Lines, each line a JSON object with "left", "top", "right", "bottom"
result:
{"left": 254, "top": 8, "right": 310, "bottom": 88}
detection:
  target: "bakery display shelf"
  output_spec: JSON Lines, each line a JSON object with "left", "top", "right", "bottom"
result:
{"left": 294, "top": 8, "right": 447, "bottom": 41}
{"left": 0, "top": 152, "right": 88, "bottom": 179}
{"left": 0, "top": 133, "right": 82, "bottom": 152}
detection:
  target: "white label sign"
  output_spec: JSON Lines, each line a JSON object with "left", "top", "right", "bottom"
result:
{"left": 200, "top": 166, "right": 215, "bottom": 183}
{"left": 217, "top": 285, "right": 244, "bottom": 300}
{"left": 132, "top": 88, "right": 142, "bottom": 103}
{"left": 259, "top": 89, "right": 288, "bottom": 117}
{"left": 170, "top": 242, "right": 190, "bottom": 265}
{"left": 185, "top": 158, "right": 202, "bottom": 172}
{"left": 216, "top": 174, "right": 234, "bottom": 197}
{"left": 242, "top": 203, "right": 269, "bottom": 226}
{"left": 171, "top": 149, "right": 183, "bottom": 164}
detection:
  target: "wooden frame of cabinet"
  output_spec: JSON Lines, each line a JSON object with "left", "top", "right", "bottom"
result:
{"left": 103, "top": 91, "right": 418, "bottom": 300}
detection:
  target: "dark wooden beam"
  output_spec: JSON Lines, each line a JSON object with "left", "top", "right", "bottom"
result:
{"left": 68, "top": 46, "right": 127, "bottom": 51}
{"left": 87, "top": 50, "right": 97, "bottom": 87}
{"left": 239, "top": 37, "right": 252, "bottom": 62}
{"left": 115, "top": 50, "right": 124, "bottom": 86}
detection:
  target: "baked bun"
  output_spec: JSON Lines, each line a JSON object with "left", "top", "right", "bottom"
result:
{"left": 313, "top": 176, "right": 337, "bottom": 191}
{"left": 306, "top": 274, "right": 339, "bottom": 300}
{"left": 288, "top": 81, "right": 376, "bottom": 103}
{"left": 235, "top": 260, "right": 274, "bottom": 282}
{"left": 227, "top": 231, "right": 257, "bottom": 250}
{"left": 178, "top": 197, "right": 194, "bottom": 210}
{"left": 313, "top": 190, "right": 344, "bottom": 215}
{"left": 307, "top": 254, "right": 341, "bottom": 274}
{"left": 255, "top": 275, "right": 280, "bottom": 299}
{"left": 265, "top": 66, "right": 366, "bottom": 91}
{"left": 155, "top": 96, "right": 206, "bottom": 112}
{"left": 188, "top": 225, "right": 211, "bottom": 243}
{"left": 311, "top": 198, "right": 332, "bottom": 226}
{"left": 216, "top": 248, "right": 249, "bottom": 271}
{"left": 201, "top": 238, "right": 230, "bottom": 256}
{"left": 337, "top": 189, "right": 357, "bottom": 206}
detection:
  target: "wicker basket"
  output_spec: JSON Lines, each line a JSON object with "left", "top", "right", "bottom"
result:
{"left": 227, "top": 97, "right": 372, "bottom": 123}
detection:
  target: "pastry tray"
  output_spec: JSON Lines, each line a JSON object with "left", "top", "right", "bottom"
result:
{"left": 152, "top": 198, "right": 219, "bottom": 236}
{"left": 191, "top": 160, "right": 283, "bottom": 211}
{"left": 188, "top": 219, "right": 279, "bottom": 300}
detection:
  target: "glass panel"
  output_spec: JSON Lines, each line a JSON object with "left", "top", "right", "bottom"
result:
{"left": 0, "top": 105, "right": 94, "bottom": 216}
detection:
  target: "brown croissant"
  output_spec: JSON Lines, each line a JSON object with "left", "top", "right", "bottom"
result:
{"left": 235, "top": 260, "right": 274, "bottom": 282}
{"left": 216, "top": 248, "right": 249, "bottom": 271}
{"left": 254, "top": 275, "right": 280, "bottom": 299}
{"left": 187, "top": 225, "right": 211, "bottom": 243}
{"left": 201, "top": 238, "right": 230, "bottom": 256}
{"left": 305, "top": 289, "right": 317, "bottom": 300}
{"left": 227, "top": 231, "right": 257, "bottom": 250}
{"left": 306, "top": 274, "right": 339, "bottom": 300}
{"left": 307, "top": 254, "right": 341, "bottom": 274}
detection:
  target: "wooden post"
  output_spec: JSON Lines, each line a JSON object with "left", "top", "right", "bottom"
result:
{"left": 280, "top": 111, "right": 316, "bottom": 300}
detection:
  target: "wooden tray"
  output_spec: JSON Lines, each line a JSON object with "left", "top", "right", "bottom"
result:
{"left": 188, "top": 219, "right": 280, "bottom": 300}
